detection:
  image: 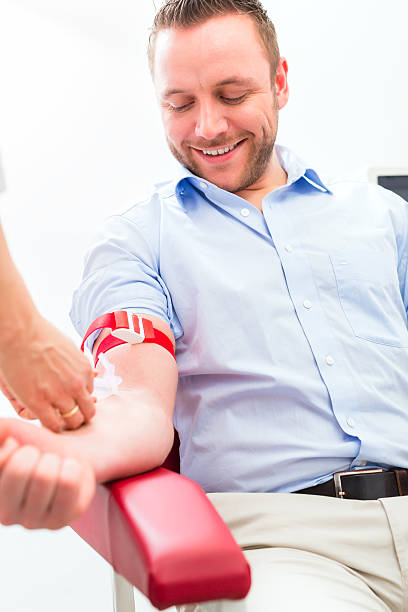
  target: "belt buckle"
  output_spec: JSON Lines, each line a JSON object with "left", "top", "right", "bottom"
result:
{"left": 333, "top": 468, "right": 383, "bottom": 499}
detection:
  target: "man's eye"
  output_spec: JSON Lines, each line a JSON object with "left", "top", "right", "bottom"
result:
{"left": 170, "top": 102, "right": 193, "bottom": 113}
{"left": 221, "top": 95, "right": 246, "bottom": 104}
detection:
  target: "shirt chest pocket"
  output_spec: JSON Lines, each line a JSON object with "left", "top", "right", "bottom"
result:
{"left": 329, "top": 251, "right": 408, "bottom": 348}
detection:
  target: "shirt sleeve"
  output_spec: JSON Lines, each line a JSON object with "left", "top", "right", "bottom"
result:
{"left": 70, "top": 206, "right": 183, "bottom": 347}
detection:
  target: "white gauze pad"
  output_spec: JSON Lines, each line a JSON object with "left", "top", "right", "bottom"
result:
{"left": 93, "top": 352, "right": 123, "bottom": 400}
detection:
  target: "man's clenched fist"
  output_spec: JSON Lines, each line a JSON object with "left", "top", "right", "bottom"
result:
{"left": 0, "top": 432, "right": 95, "bottom": 530}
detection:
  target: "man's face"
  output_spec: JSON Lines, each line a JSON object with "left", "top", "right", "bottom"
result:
{"left": 153, "top": 14, "right": 288, "bottom": 193}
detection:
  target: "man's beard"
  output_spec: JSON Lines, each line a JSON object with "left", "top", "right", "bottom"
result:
{"left": 167, "top": 128, "right": 276, "bottom": 194}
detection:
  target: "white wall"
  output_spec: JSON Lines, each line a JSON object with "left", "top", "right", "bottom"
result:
{"left": 0, "top": 1, "right": 407, "bottom": 610}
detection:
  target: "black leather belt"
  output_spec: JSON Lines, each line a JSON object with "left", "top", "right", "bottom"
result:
{"left": 294, "top": 468, "right": 408, "bottom": 500}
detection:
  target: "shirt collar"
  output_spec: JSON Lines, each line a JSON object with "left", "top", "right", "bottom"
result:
{"left": 172, "top": 144, "right": 331, "bottom": 202}
{"left": 275, "top": 145, "right": 331, "bottom": 192}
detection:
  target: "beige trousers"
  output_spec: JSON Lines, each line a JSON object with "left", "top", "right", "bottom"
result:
{"left": 178, "top": 492, "right": 408, "bottom": 612}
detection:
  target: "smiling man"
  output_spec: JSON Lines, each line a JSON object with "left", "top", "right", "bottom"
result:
{"left": 152, "top": 11, "right": 288, "bottom": 208}
{"left": 3, "top": 1, "right": 408, "bottom": 610}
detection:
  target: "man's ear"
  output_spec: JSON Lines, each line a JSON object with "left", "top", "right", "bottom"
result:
{"left": 275, "top": 57, "right": 289, "bottom": 110}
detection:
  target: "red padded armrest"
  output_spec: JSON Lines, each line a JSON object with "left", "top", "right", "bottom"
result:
{"left": 71, "top": 468, "right": 251, "bottom": 610}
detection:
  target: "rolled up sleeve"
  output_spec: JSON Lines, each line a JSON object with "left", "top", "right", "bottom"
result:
{"left": 70, "top": 209, "right": 183, "bottom": 348}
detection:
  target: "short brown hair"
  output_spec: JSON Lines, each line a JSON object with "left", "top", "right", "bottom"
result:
{"left": 148, "top": 0, "right": 280, "bottom": 80}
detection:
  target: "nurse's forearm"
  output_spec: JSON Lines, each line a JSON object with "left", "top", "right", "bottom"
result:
{"left": 0, "top": 223, "right": 39, "bottom": 342}
{"left": 0, "top": 222, "right": 96, "bottom": 432}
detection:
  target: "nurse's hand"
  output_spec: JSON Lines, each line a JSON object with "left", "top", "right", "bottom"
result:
{"left": 0, "top": 434, "right": 96, "bottom": 530}
{"left": 0, "top": 315, "right": 97, "bottom": 432}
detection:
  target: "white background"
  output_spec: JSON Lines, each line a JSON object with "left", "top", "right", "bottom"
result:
{"left": 0, "top": 1, "right": 407, "bottom": 610}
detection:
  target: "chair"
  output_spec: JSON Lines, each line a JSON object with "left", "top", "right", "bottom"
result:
{"left": 71, "top": 434, "right": 251, "bottom": 611}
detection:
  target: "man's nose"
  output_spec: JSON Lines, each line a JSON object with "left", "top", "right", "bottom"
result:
{"left": 195, "top": 102, "right": 228, "bottom": 140}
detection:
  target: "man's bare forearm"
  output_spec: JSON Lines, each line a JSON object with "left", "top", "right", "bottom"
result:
{"left": 61, "top": 387, "right": 175, "bottom": 482}
{"left": 77, "top": 318, "right": 178, "bottom": 482}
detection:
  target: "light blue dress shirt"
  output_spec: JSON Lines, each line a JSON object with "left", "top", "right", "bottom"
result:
{"left": 70, "top": 145, "right": 408, "bottom": 493}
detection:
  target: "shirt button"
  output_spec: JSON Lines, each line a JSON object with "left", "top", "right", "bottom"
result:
{"left": 347, "top": 417, "right": 355, "bottom": 428}
{"left": 303, "top": 300, "right": 312, "bottom": 309}
{"left": 285, "top": 244, "right": 293, "bottom": 252}
{"left": 240, "top": 208, "right": 250, "bottom": 217}
{"left": 325, "top": 355, "right": 334, "bottom": 365}
{"left": 199, "top": 181, "right": 207, "bottom": 190}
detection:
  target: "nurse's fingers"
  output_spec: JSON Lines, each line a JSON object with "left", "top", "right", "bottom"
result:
{"left": 44, "top": 457, "right": 96, "bottom": 530}
{"left": 54, "top": 401, "right": 85, "bottom": 431}
{"left": 19, "top": 452, "right": 62, "bottom": 529}
{"left": 0, "top": 444, "right": 40, "bottom": 526}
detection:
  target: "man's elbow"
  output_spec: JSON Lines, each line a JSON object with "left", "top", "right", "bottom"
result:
{"left": 152, "top": 409, "right": 175, "bottom": 468}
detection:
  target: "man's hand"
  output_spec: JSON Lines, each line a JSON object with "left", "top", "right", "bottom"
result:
{"left": 0, "top": 424, "right": 96, "bottom": 530}
{"left": 0, "top": 315, "right": 96, "bottom": 432}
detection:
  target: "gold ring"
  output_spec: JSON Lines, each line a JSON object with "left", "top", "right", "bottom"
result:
{"left": 60, "top": 405, "right": 80, "bottom": 419}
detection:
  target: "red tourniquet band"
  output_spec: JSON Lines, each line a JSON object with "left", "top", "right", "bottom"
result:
{"left": 80, "top": 311, "right": 176, "bottom": 365}
{"left": 94, "top": 330, "right": 175, "bottom": 365}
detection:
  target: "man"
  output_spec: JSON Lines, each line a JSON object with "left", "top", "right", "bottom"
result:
{"left": 2, "top": 1, "right": 408, "bottom": 609}
{"left": 0, "top": 156, "right": 96, "bottom": 431}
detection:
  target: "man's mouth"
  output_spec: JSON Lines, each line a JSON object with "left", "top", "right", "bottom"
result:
{"left": 191, "top": 139, "right": 246, "bottom": 163}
